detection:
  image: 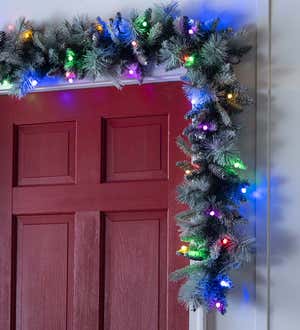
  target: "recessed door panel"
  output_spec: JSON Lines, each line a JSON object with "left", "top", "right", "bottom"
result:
{"left": 15, "top": 214, "right": 74, "bottom": 330}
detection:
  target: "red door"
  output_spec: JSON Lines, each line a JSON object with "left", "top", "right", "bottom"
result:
{"left": 0, "top": 82, "right": 188, "bottom": 330}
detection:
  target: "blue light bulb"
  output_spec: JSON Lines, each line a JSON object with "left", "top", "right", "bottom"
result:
{"left": 241, "top": 187, "right": 247, "bottom": 194}
{"left": 31, "top": 79, "right": 38, "bottom": 87}
{"left": 220, "top": 280, "right": 231, "bottom": 288}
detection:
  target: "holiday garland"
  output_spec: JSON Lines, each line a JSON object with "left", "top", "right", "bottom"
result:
{"left": 0, "top": 2, "right": 254, "bottom": 315}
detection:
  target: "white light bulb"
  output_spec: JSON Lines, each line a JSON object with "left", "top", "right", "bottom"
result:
{"left": 31, "top": 79, "right": 38, "bottom": 87}
{"left": 220, "top": 280, "right": 230, "bottom": 288}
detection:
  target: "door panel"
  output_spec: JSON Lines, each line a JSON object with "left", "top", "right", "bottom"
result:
{"left": 104, "top": 211, "right": 166, "bottom": 330}
{"left": 104, "top": 115, "right": 168, "bottom": 182}
{"left": 16, "top": 214, "right": 74, "bottom": 330}
{"left": 0, "top": 82, "right": 189, "bottom": 330}
{"left": 16, "top": 121, "right": 76, "bottom": 186}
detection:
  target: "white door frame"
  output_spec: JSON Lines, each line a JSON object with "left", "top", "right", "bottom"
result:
{"left": 256, "top": 0, "right": 271, "bottom": 330}
{"left": 190, "top": 0, "right": 272, "bottom": 329}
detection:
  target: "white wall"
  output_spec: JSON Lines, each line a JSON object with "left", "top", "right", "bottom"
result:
{"left": 1, "top": 0, "right": 256, "bottom": 27}
{"left": 1, "top": 1, "right": 258, "bottom": 330}
{"left": 269, "top": 1, "right": 300, "bottom": 329}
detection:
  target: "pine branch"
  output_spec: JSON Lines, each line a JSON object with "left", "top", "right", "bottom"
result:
{"left": 176, "top": 136, "right": 192, "bottom": 156}
{"left": 200, "top": 34, "right": 228, "bottom": 66}
{"left": 147, "top": 22, "right": 163, "bottom": 45}
{"left": 170, "top": 263, "right": 205, "bottom": 281}
{"left": 214, "top": 64, "right": 236, "bottom": 86}
{"left": 216, "top": 102, "right": 232, "bottom": 126}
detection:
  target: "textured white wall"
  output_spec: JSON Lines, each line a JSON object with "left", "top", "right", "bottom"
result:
{"left": 269, "top": 1, "right": 300, "bottom": 330}
{"left": 1, "top": 0, "right": 256, "bottom": 27}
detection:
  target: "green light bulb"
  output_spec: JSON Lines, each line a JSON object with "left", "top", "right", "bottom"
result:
{"left": 142, "top": 21, "right": 148, "bottom": 27}
{"left": 187, "top": 249, "right": 208, "bottom": 260}
{"left": 0, "top": 79, "right": 12, "bottom": 89}
{"left": 185, "top": 55, "right": 195, "bottom": 67}
{"left": 233, "top": 159, "right": 246, "bottom": 170}
{"left": 65, "top": 49, "right": 76, "bottom": 70}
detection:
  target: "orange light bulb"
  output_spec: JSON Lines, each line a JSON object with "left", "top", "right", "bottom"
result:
{"left": 95, "top": 24, "right": 103, "bottom": 32}
{"left": 21, "top": 29, "right": 33, "bottom": 41}
{"left": 178, "top": 245, "right": 189, "bottom": 254}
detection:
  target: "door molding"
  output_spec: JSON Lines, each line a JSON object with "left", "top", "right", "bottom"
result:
{"left": 256, "top": 0, "right": 271, "bottom": 330}
{"left": 0, "top": 67, "right": 184, "bottom": 95}
{"left": 190, "top": 1, "right": 272, "bottom": 329}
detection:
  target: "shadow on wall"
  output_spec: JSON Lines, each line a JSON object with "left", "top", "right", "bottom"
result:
{"left": 256, "top": 22, "right": 299, "bottom": 320}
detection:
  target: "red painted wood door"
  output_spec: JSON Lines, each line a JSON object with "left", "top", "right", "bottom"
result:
{"left": 0, "top": 82, "right": 188, "bottom": 330}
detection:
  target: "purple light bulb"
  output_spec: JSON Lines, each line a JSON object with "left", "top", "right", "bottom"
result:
{"left": 124, "top": 63, "right": 141, "bottom": 80}
{"left": 198, "top": 122, "right": 210, "bottom": 132}
{"left": 209, "top": 210, "right": 215, "bottom": 216}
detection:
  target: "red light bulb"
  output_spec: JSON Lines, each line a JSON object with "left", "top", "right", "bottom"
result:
{"left": 222, "top": 238, "right": 229, "bottom": 245}
{"left": 184, "top": 55, "right": 189, "bottom": 62}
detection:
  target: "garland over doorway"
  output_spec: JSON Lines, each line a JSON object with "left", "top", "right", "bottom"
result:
{"left": 0, "top": 2, "right": 254, "bottom": 315}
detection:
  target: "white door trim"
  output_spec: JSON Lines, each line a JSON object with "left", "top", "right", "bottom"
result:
{"left": 256, "top": 0, "right": 271, "bottom": 330}
{"left": 0, "top": 67, "right": 184, "bottom": 95}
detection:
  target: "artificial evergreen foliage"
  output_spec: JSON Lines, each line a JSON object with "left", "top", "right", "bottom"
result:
{"left": 0, "top": 2, "right": 254, "bottom": 315}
